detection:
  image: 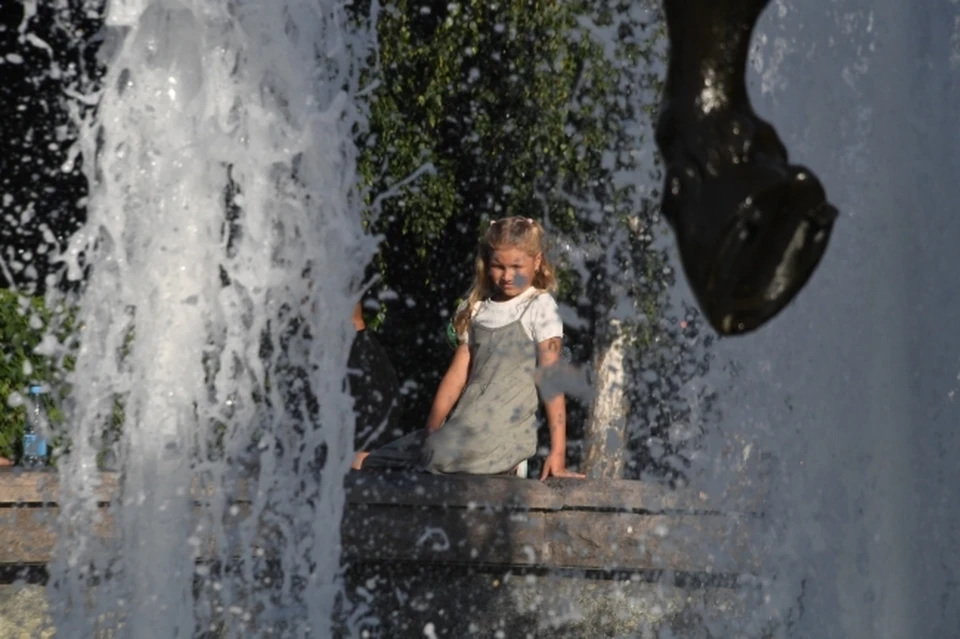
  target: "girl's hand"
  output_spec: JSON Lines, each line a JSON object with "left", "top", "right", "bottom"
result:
{"left": 539, "top": 452, "right": 586, "bottom": 481}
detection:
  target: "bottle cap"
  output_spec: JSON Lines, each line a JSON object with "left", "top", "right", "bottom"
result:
{"left": 29, "top": 385, "right": 43, "bottom": 394}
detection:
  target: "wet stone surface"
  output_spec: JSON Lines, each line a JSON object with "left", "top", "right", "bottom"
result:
{"left": 0, "top": 573, "right": 772, "bottom": 638}
{"left": 0, "top": 584, "right": 53, "bottom": 639}
{"left": 337, "top": 565, "right": 773, "bottom": 638}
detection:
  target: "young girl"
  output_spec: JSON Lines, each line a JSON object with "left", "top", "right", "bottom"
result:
{"left": 354, "top": 216, "right": 584, "bottom": 480}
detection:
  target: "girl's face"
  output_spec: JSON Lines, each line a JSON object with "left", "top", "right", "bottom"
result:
{"left": 488, "top": 247, "right": 541, "bottom": 300}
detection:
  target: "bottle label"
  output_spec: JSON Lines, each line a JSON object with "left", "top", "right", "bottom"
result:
{"left": 22, "top": 433, "right": 47, "bottom": 464}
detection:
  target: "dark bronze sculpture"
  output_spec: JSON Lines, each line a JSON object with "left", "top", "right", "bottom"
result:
{"left": 656, "top": 0, "right": 838, "bottom": 335}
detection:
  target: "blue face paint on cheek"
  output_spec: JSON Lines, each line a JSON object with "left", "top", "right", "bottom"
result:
{"left": 513, "top": 273, "right": 528, "bottom": 288}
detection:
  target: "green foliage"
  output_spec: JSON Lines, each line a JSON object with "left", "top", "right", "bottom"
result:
{"left": 358, "top": 0, "right": 669, "bottom": 424}
{"left": 1, "top": 3, "right": 712, "bottom": 481}
{"left": 0, "top": 289, "right": 68, "bottom": 461}
{"left": 353, "top": 0, "right": 713, "bottom": 481}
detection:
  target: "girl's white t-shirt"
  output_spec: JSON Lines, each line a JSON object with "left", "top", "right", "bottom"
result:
{"left": 458, "top": 287, "right": 563, "bottom": 345}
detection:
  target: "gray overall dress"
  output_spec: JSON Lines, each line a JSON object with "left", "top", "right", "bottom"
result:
{"left": 362, "top": 297, "right": 541, "bottom": 475}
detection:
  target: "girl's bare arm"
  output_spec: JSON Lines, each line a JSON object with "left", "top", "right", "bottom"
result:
{"left": 425, "top": 343, "right": 471, "bottom": 433}
{"left": 536, "top": 337, "right": 585, "bottom": 480}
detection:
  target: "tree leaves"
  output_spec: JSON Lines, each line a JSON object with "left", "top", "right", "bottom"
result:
{"left": 0, "top": 289, "right": 64, "bottom": 460}
{"left": 356, "top": 0, "right": 670, "bottom": 425}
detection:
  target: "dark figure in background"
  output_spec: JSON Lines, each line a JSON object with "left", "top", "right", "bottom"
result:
{"left": 347, "top": 303, "right": 402, "bottom": 451}
{"left": 656, "top": 0, "right": 839, "bottom": 336}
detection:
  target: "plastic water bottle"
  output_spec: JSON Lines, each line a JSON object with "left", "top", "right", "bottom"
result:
{"left": 21, "top": 384, "right": 49, "bottom": 469}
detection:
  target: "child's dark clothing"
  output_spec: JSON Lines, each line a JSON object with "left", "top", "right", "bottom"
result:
{"left": 347, "top": 329, "right": 401, "bottom": 450}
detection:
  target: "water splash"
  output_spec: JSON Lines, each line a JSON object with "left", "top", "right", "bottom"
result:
{"left": 709, "top": 1, "right": 960, "bottom": 637}
{"left": 47, "top": 1, "right": 376, "bottom": 636}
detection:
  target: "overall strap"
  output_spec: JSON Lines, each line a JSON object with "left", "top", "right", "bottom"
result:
{"left": 516, "top": 291, "right": 541, "bottom": 322}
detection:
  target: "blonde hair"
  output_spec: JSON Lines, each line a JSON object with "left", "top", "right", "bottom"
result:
{"left": 453, "top": 216, "right": 557, "bottom": 337}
